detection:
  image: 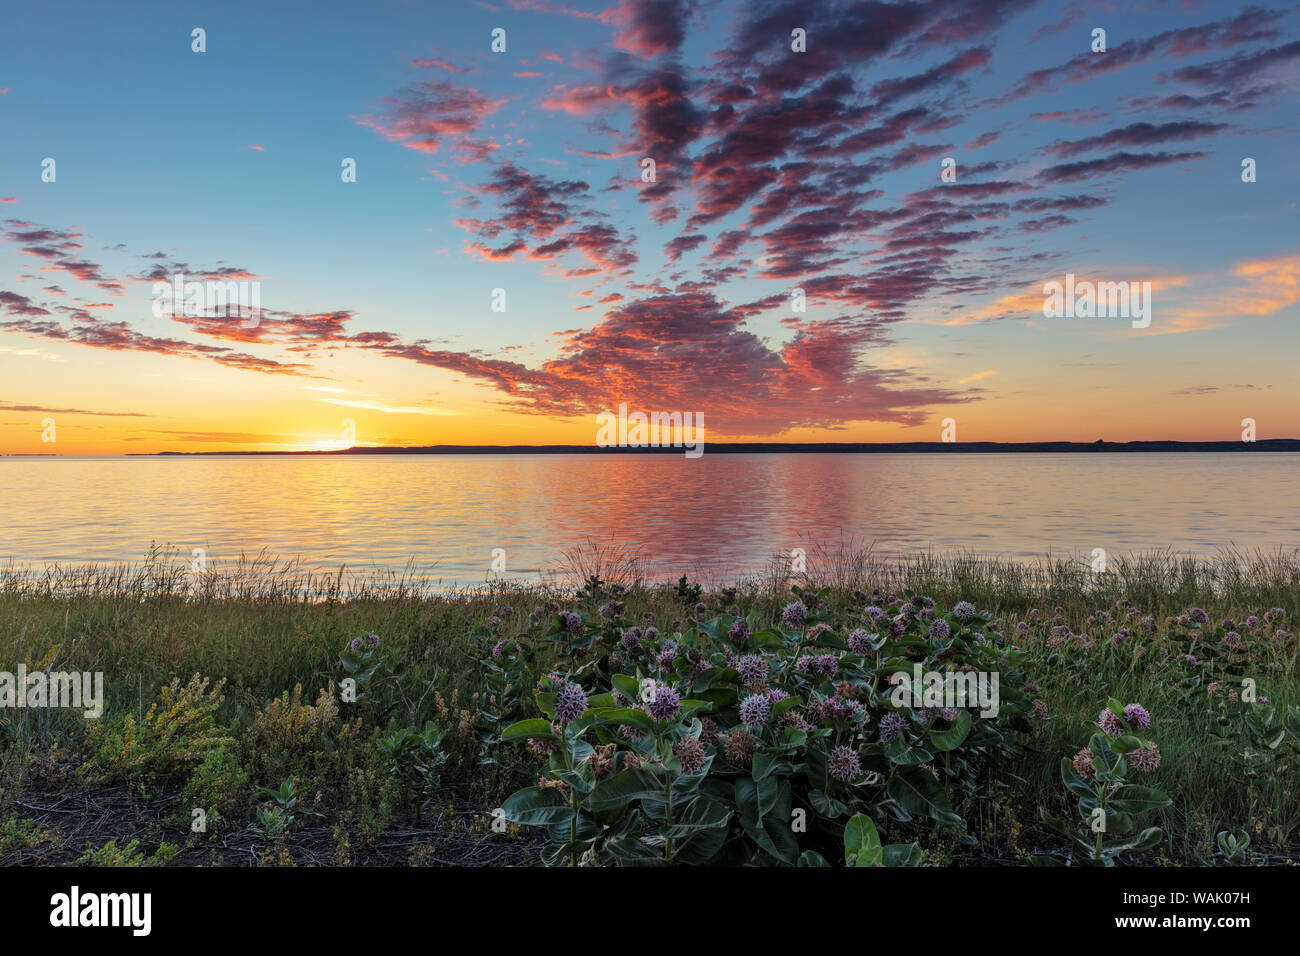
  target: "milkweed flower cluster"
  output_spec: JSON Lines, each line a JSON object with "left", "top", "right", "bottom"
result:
{"left": 795, "top": 654, "right": 838, "bottom": 678}
{"left": 1128, "top": 742, "right": 1161, "bottom": 772}
{"left": 1101, "top": 702, "right": 1152, "bottom": 736}
{"left": 736, "top": 654, "right": 767, "bottom": 686}
{"left": 879, "top": 711, "right": 908, "bottom": 743}
{"left": 725, "top": 728, "right": 757, "bottom": 766}
{"left": 816, "top": 695, "right": 865, "bottom": 725}
{"left": 1098, "top": 707, "right": 1125, "bottom": 737}
{"left": 1072, "top": 748, "right": 1096, "bottom": 778}
{"left": 828, "top": 745, "right": 861, "bottom": 781}
{"left": 554, "top": 681, "right": 588, "bottom": 723}
{"left": 658, "top": 640, "right": 678, "bottom": 669}
{"left": 782, "top": 602, "right": 807, "bottom": 629}
{"left": 728, "top": 618, "right": 750, "bottom": 644}
{"left": 739, "top": 693, "right": 771, "bottom": 729}
{"left": 672, "top": 735, "right": 707, "bottom": 774}
{"left": 646, "top": 683, "right": 681, "bottom": 721}
{"left": 498, "top": 590, "right": 1047, "bottom": 866}
{"left": 1123, "top": 703, "right": 1151, "bottom": 729}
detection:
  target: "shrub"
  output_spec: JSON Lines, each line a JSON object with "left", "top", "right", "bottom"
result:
{"left": 77, "top": 838, "right": 179, "bottom": 867}
{"left": 247, "top": 683, "right": 360, "bottom": 789}
{"left": 83, "top": 675, "right": 234, "bottom": 783}
{"left": 181, "top": 744, "right": 249, "bottom": 832}
{"left": 499, "top": 588, "right": 1034, "bottom": 865}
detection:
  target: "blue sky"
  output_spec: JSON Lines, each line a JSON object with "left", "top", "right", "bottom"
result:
{"left": 1, "top": 0, "right": 1298, "bottom": 451}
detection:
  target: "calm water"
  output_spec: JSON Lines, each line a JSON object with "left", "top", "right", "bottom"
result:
{"left": 1, "top": 454, "right": 1297, "bottom": 586}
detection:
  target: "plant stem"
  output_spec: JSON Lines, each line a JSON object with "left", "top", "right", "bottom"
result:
{"left": 664, "top": 773, "right": 675, "bottom": 863}
{"left": 570, "top": 786, "right": 579, "bottom": 867}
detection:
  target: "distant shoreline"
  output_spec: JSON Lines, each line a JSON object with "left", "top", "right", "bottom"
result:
{"left": 109, "top": 438, "right": 1300, "bottom": 455}
{"left": 3, "top": 439, "right": 1298, "bottom": 457}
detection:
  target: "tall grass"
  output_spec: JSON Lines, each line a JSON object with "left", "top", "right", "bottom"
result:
{"left": 2, "top": 543, "right": 1296, "bottom": 862}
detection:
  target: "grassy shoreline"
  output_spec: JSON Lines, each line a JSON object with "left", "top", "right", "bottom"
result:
{"left": 2, "top": 550, "right": 1298, "bottom": 866}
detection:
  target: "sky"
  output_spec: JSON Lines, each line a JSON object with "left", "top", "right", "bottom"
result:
{"left": 1, "top": 0, "right": 1298, "bottom": 454}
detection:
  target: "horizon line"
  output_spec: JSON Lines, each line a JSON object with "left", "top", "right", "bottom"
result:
{"left": 5, "top": 438, "right": 1299, "bottom": 457}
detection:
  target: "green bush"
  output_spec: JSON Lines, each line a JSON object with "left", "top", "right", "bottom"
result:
{"left": 499, "top": 587, "right": 1034, "bottom": 865}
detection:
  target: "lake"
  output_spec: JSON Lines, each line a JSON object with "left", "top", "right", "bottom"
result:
{"left": 1, "top": 453, "right": 1297, "bottom": 586}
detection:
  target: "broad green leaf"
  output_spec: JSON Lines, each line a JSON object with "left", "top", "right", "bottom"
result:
{"left": 885, "top": 737, "right": 934, "bottom": 766}
{"left": 885, "top": 768, "right": 962, "bottom": 826}
{"left": 589, "top": 768, "right": 667, "bottom": 813}
{"left": 1108, "top": 785, "right": 1172, "bottom": 814}
{"left": 500, "top": 787, "right": 573, "bottom": 826}
{"left": 844, "top": 812, "right": 882, "bottom": 867}
{"left": 928, "top": 710, "right": 972, "bottom": 751}
{"left": 501, "top": 718, "right": 557, "bottom": 742}
{"left": 882, "top": 842, "right": 923, "bottom": 866}
{"left": 661, "top": 795, "right": 731, "bottom": 839}
{"left": 591, "top": 707, "right": 657, "bottom": 734}
{"left": 809, "top": 789, "right": 849, "bottom": 819}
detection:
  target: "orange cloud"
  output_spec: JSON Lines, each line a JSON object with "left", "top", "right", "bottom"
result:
{"left": 949, "top": 273, "right": 1192, "bottom": 325}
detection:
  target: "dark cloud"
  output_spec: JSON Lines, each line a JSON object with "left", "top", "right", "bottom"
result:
{"left": 1039, "top": 150, "right": 1209, "bottom": 183}
{"left": 1044, "top": 121, "right": 1229, "bottom": 158}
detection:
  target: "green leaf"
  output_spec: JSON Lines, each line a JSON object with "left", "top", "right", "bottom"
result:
{"left": 752, "top": 751, "right": 793, "bottom": 782}
{"left": 500, "top": 787, "right": 574, "bottom": 826}
{"left": 661, "top": 796, "right": 731, "bottom": 839}
{"left": 798, "top": 850, "right": 830, "bottom": 867}
{"left": 591, "top": 707, "right": 657, "bottom": 734}
{"left": 882, "top": 842, "right": 923, "bottom": 866}
{"left": 1108, "top": 785, "right": 1172, "bottom": 814}
{"left": 885, "top": 768, "right": 962, "bottom": 826}
{"left": 605, "top": 835, "right": 663, "bottom": 864}
{"left": 678, "top": 699, "right": 714, "bottom": 721}
{"left": 809, "top": 789, "right": 849, "bottom": 819}
{"left": 1110, "top": 735, "right": 1144, "bottom": 755}
{"left": 671, "top": 821, "right": 729, "bottom": 865}
{"left": 844, "top": 812, "right": 882, "bottom": 867}
{"left": 884, "top": 737, "right": 934, "bottom": 766}
{"left": 501, "top": 718, "right": 557, "bottom": 742}
{"left": 928, "top": 710, "right": 972, "bottom": 751}
{"left": 1103, "top": 826, "right": 1163, "bottom": 857}
{"left": 588, "top": 768, "right": 666, "bottom": 813}
{"left": 611, "top": 674, "right": 641, "bottom": 702}
{"left": 735, "top": 778, "right": 798, "bottom": 864}
{"left": 1059, "top": 757, "right": 1097, "bottom": 797}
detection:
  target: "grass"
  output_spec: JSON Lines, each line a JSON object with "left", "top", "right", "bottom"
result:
{"left": 1, "top": 545, "right": 1297, "bottom": 866}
